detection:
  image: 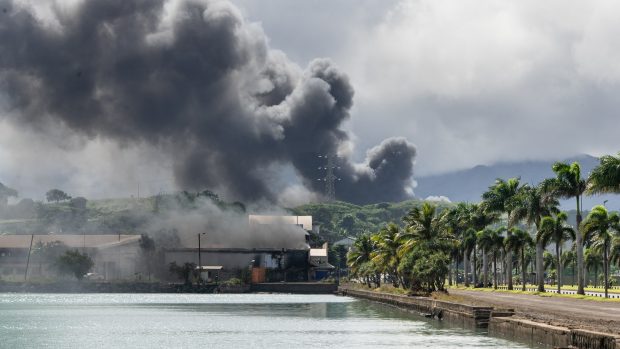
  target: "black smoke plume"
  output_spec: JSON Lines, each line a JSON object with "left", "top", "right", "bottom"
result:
{"left": 0, "top": 0, "right": 416, "bottom": 204}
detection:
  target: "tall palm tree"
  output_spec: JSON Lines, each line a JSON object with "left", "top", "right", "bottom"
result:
{"left": 538, "top": 212, "right": 575, "bottom": 293}
{"left": 505, "top": 228, "right": 534, "bottom": 291}
{"left": 462, "top": 228, "right": 478, "bottom": 287}
{"left": 587, "top": 152, "right": 620, "bottom": 195}
{"left": 482, "top": 178, "right": 523, "bottom": 290}
{"left": 584, "top": 247, "right": 603, "bottom": 287}
{"left": 581, "top": 205, "right": 620, "bottom": 298}
{"left": 510, "top": 184, "right": 559, "bottom": 292}
{"left": 477, "top": 227, "right": 505, "bottom": 289}
{"left": 441, "top": 203, "right": 470, "bottom": 286}
{"left": 371, "top": 223, "right": 402, "bottom": 287}
{"left": 468, "top": 203, "right": 498, "bottom": 285}
{"left": 542, "top": 162, "right": 587, "bottom": 294}
{"left": 347, "top": 234, "right": 374, "bottom": 287}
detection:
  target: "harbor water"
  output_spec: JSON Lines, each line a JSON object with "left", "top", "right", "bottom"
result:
{"left": 0, "top": 293, "right": 540, "bottom": 348}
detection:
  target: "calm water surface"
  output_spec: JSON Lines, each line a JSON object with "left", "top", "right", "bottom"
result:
{"left": 0, "top": 293, "right": 538, "bottom": 348}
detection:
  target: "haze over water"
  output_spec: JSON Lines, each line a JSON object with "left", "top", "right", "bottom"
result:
{"left": 0, "top": 293, "right": 538, "bottom": 348}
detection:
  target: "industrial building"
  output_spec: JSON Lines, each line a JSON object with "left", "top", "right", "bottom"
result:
{"left": 163, "top": 215, "right": 333, "bottom": 282}
{"left": 0, "top": 234, "right": 140, "bottom": 281}
{"left": 0, "top": 214, "right": 332, "bottom": 283}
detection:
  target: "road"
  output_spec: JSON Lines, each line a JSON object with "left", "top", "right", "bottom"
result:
{"left": 449, "top": 289, "right": 620, "bottom": 335}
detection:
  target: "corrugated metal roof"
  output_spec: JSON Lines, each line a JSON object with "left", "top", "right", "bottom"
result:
{"left": 0, "top": 234, "right": 140, "bottom": 249}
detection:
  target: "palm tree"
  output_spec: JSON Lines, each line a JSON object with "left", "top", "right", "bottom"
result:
{"left": 561, "top": 249, "right": 577, "bottom": 286}
{"left": 581, "top": 205, "right": 620, "bottom": 298}
{"left": 347, "top": 234, "right": 374, "bottom": 287}
{"left": 584, "top": 247, "right": 603, "bottom": 287}
{"left": 462, "top": 228, "right": 478, "bottom": 287}
{"left": 538, "top": 212, "right": 575, "bottom": 293}
{"left": 477, "top": 227, "right": 505, "bottom": 289}
{"left": 610, "top": 236, "right": 620, "bottom": 271}
{"left": 587, "top": 152, "right": 620, "bottom": 195}
{"left": 505, "top": 228, "right": 534, "bottom": 291}
{"left": 482, "top": 178, "right": 523, "bottom": 290}
{"left": 542, "top": 162, "right": 587, "bottom": 294}
{"left": 543, "top": 250, "right": 557, "bottom": 284}
{"left": 371, "top": 223, "right": 403, "bottom": 287}
{"left": 468, "top": 203, "right": 498, "bottom": 285}
{"left": 510, "top": 184, "right": 559, "bottom": 292}
{"left": 441, "top": 203, "right": 470, "bottom": 286}
{"left": 400, "top": 202, "right": 453, "bottom": 255}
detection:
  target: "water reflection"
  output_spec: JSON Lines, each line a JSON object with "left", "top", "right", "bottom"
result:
{"left": 0, "top": 293, "right": 538, "bottom": 349}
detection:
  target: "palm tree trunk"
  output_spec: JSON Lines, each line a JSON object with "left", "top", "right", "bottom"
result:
{"left": 558, "top": 242, "right": 564, "bottom": 288}
{"left": 594, "top": 265, "right": 598, "bottom": 288}
{"left": 572, "top": 259, "right": 575, "bottom": 286}
{"left": 536, "top": 240, "right": 545, "bottom": 292}
{"left": 521, "top": 247, "right": 526, "bottom": 291}
{"left": 576, "top": 196, "right": 585, "bottom": 295}
{"left": 483, "top": 250, "right": 488, "bottom": 287}
{"left": 472, "top": 246, "right": 478, "bottom": 286}
{"left": 493, "top": 253, "right": 498, "bottom": 289}
{"left": 556, "top": 244, "right": 561, "bottom": 294}
{"left": 448, "top": 258, "right": 453, "bottom": 286}
{"left": 506, "top": 226, "right": 513, "bottom": 290}
{"left": 454, "top": 259, "right": 459, "bottom": 286}
{"left": 464, "top": 250, "right": 469, "bottom": 287}
{"left": 604, "top": 242, "right": 609, "bottom": 298}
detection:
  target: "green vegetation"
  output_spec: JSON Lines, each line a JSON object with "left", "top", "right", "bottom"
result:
{"left": 55, "top": 250, "right": 94, "bottom": 280}
{"left": 582, "top": 205, "right": 620, "bottom": 298}
{"left": 292, "top": 199, "right": 452, "bottom": 242}
{"left": 347, "top": 202, "right": 453, "bottom": 293}
{"left": 347, "top": 152, "right": 620, "bottom": 299}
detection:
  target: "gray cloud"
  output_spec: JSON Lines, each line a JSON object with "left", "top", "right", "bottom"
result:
{"left": 236, "top": 0, "right": 620, "bottom": 177}
{"left": 0, "top": 0, "right": 416, "bottom": 204}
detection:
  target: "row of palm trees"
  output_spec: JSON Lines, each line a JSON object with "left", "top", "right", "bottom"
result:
{"left": 347, "top": 152, "right": 620, "bottom": 297}
{"left": 347, "top": 203, "right": 454, "bottom": 292}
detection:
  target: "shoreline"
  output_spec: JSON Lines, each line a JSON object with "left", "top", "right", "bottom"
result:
{"left": 0, "top": 281, "right": 337, "bottom": 294}
{"left": 339, "top": 285, "right": 620, "bottom": 349}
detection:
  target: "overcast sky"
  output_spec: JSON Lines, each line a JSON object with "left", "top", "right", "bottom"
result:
{"left": 2, "top": 0, "right": 620, "bottom": 201}
{"left": 234, "top": 0, "right": 620, "bottom": 176}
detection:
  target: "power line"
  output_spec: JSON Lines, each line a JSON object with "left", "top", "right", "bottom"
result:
{"left": 317, "top": 154, "right": 341, "bottom": 202}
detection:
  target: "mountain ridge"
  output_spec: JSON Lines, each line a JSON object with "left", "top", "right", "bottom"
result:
{"left": 414, "top": 154, "right": 618, "bottom": 210}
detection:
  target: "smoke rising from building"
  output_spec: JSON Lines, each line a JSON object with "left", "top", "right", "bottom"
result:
{"left": 0, "top": 0, "right": 416, "bottom": 204}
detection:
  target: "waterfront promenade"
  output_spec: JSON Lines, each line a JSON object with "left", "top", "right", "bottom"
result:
{"left": 450, "top": 289, "right": 620, "bottom": 335}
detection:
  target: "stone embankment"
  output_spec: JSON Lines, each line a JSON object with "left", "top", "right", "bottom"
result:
{"left": 339, "top": 286, "right": 620, "bottom": 349}
{"left": 339, "top": 287, "right": 493, "bottom": 328}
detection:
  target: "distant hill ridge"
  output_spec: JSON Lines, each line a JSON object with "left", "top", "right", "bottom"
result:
{"left": 414, "top": 154, "right": 618, "bottom": 210}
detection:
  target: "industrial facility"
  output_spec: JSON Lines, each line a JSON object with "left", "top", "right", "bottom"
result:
{"left": 0, "top": 214, "right": 332, "bottom": 283}
{"left": 164, "top": 215, "right": 333, "bottom": 283}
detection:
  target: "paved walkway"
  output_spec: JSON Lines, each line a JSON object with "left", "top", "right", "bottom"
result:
{"left": 450, "top": 289, "right": 620, "bottom": 334}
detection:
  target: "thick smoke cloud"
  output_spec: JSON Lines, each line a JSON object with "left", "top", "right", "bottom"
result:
{"left": 0, "top": 0, "right": 416, "bottom": 204}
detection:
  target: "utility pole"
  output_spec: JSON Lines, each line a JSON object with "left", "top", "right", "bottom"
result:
{"left": 317, "top": 154, "right": 340, "bottom": 202}
{"left": 24, "top": 234, "right": 34, "bottom": 282}
{"left": 198, "top": 233, "right": 205, "bottom": 282}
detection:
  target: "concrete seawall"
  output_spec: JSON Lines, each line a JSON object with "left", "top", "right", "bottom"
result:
{"left": 339, "top": 287, "right": 492, "bottom": 328}
{"left": 339, "top": 286, "right": 620, "bottom": 349}
{"left": 490, "top": 317, "right": 620, "bottom": 349}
